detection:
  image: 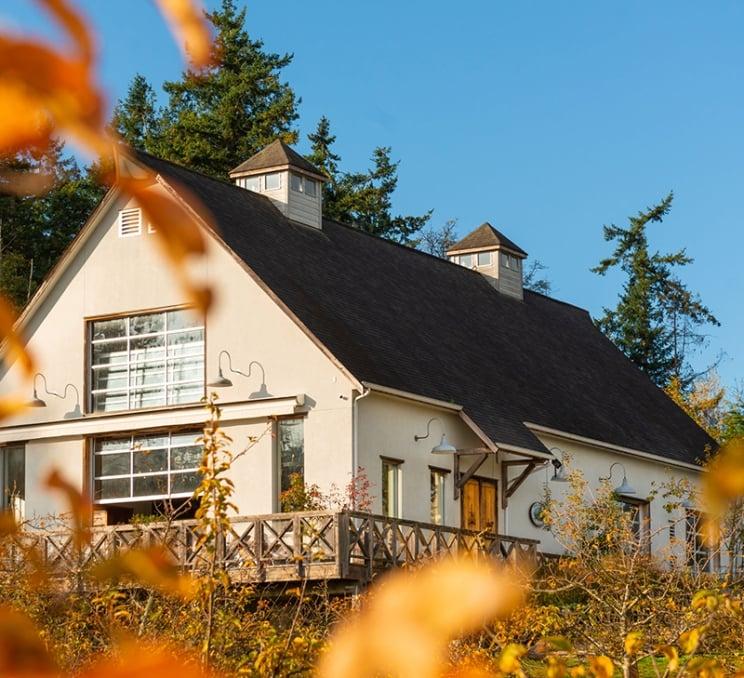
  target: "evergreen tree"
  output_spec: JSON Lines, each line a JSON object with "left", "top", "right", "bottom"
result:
{"left": 111, "top": 74, "right": 160, "bottom": 150}
{"left": 593, "top": 193, "right": 718, "bottom": 387}
{"left": 0, "top": 143, "right": 104, "bottom": 308}
{"left": 155, "top": 0, "right": 299, "bottom": 177}
{"left": 305, "top": 117, "right": 431, "bottom": 244}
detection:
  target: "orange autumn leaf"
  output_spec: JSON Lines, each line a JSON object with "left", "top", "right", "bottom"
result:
{"left": 91, "top": 545, "right": 197, "bottom": 600}
{"left": 155, "top": 0, "right": 213, "bottom": 69}
{"left": 317, "top": 558, "right": 525, "bottom": 678}
{"left": 0, "top": 297, "right": 34, "bottom": 380}
{"left": 0, "top": 606, "right": 57, "bottom": 676}
{"left": 587, "top": 656, "right": 613, "bottom": 678}
{"left": 45, "top": 469, "right": 91, "bottom": 548}
{"left": 78, "top": 641, "right": 208, "bottom": 678}
{"left": 116, "top": 155, "right": 213, "bottom": 313}
{"left": 36, "top": 0, "right": 95, "bottom": 66}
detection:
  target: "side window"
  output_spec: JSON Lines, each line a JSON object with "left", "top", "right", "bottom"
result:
{"left": 277, "top": 418, "right": 304, "bottom": 508}
{"left": 2, "top": 444, "right": 25, "bottom": 520}
{"left": 381, "top": 458, "right": 402, "bottom": 518}
{"left": 620, "top": 497, "right": 650, "bottom": 547}
{"left": 265, "top": 172, "right": 281, "bottom": 190}
{"left": 430, "top": 468, "right": 447, "bottom": 525}
{"left": 290, "top": 173, "right": 303, "bottom": 193}
{"left": 304, "top": 178, "right": 317, "bottom": 197}
{"left": 686, "top": 510, "right": 716, "bottom": 573}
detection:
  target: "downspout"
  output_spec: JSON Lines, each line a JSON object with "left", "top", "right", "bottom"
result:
{"left": 352, "top": 386, "right": 371, "bottom": 485}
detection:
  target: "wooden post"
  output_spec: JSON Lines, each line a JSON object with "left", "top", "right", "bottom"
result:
{"left": 337, "top": 512, "right": 349, "bottom": 579}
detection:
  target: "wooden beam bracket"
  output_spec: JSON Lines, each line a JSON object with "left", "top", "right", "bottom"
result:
{"left": 501, "top": 460, "right": 544, "bottom": 509}
{"left": 453, "top": 452, "right": 489, "bottom": 500}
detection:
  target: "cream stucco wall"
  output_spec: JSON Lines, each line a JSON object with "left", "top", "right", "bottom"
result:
{"left": 0, "top": 185, "right": 356, "bottom": 521}
{"left": 356, "top": 393, "right": 498, "bottom": 527}
{"left": 504, "top": 430, "right": 701, "bottom": 559}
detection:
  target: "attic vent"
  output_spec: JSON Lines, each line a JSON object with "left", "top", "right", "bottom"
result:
{"left": 118, "top": 208, "right": 142, "bottom": 237}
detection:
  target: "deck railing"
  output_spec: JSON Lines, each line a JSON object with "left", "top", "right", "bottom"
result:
{"left": 7, "top": 511, "right": 539, "bottom": 584}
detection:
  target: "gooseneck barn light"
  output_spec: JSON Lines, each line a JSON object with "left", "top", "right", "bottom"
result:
{"left": 414, "top": 417, "right": 457, "bottom": 455}
{"left": 601, "top": 461, "right": 636, "bottom": 495}
{"left": 207, "top": 350, "right": 273, "bottom": 399}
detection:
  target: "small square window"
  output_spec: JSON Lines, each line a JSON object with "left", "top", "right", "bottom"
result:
{"left": 290, "top": 173, "right": 303, "bottom": 193}
{"left": 265, "top": 173, "right": 281, "bottom": 190}
{"left": 477, "top": 252, "right": 491, "bottom": 267}
{"left": 460, "top": 254, "right": 473, "bottom": 268}
{"left": 244, "top": 176, "right": 261, "bottom": 192}
{"left": 304, "top": 178, "right": 317, "bottom": 197}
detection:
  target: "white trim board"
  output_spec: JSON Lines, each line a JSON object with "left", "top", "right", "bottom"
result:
{"left": 523, "top": 421, "right": 704, "bottom": 473}
{"left": 0, "top": 395, "right": 304, "bottom": 444}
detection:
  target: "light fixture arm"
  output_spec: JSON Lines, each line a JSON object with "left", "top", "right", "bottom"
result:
{"left": 600, "top": 461, "right": 626, "bottom": 483}
{"left": 414, "top": 417, "right": 441, "bottom": 442}
{"left": 33, "top": 372, "right": 78, "bottom": 403}
{"left": 217, "top": 350, "right": 265, "bottom": 382}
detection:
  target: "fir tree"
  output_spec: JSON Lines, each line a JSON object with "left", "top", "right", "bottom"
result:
{"left": 0, "top": 143, "right": 104, "bottom": 307}
{"left": 593, "top": 192, "right": 718, "bottom": 387}
{"left": 305, "top": 117, "right": 431, "bottom": 244}
{"left": 155, "top": 0, "right": 299, "bottom": 177}
{"left": 111, "top": 74, "right": 160, "bottom": 150}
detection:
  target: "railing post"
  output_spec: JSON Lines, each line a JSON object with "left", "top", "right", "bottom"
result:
{"left": 293, "top": 514, "right": 302, "bottom": 576}
{"left": 337, "top": 512, "right": 349, "bottom": 579}
{"left": 254, "top": 517, "right": 264, "bottom": 578}
{"left": 365, "top": 516, "right": 374, "bottom": 582}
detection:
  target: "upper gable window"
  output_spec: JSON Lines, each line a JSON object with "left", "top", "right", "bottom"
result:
{"left": 88, "top": 308, "right": 204, "bottom": 413}
{"left": 477, "top": 252, "right": 491, "bottom": 267}
{"left": 118, "top": 208, "right": 142, "bottom": 238}
{"left": 244, "top": 176, "right": 261, "bottom": 192}
{"left": 265, "top": 172, "right": 281, "bottom": 190}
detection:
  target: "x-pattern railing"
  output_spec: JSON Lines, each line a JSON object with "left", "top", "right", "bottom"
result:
{"left": 5, "top": 511, "right": 539, "bottom": 584}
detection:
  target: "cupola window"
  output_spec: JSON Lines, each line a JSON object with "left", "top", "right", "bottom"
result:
{"left": 264, "top": 172, "right": 281, "bottom": 190}
{"left": 477, "top": 252, "right": 491, "bottom": 266}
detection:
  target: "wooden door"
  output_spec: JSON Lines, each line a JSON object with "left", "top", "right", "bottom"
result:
{"left": 461, "top": 478, "right": 497, "bottom": 533}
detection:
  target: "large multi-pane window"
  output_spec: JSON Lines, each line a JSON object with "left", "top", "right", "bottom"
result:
{"left": 430, "top": 468, "right": 447, "bottom": 525}
{"left": 381, "top": 458, "right": 402, "bottom": 518}
{"left": 2, "top": 444, "right": 25, "bottom": 519}
{"left": 89, "top": 308, "right": 204, "bottom": 412}
{"left": 277, "top": 418, "right": 304, "bottom": 506}
{"left": 93, "top": 431, "right": 202, "bottom": 503}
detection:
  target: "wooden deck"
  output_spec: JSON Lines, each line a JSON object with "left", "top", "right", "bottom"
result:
{"left": 10, "top": 511, "right": 540, "bottom": 585}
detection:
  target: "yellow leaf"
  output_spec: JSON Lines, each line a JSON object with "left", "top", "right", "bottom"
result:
{"left": 0, "top": 296, "right": 34, "bottom": 381}
{"left": 546, "top": 656, "right": 568, "bottom": 678}
{"left": 588, "top": 656, "right": 614, "bottom": 678}
{"left": 624, "top": 630, "right": 643, "bottom": 655}
{"left": 0, "top": 606, "right": 57, "bottom": 675}
{"left": 569, "top": 667, "right": 587, "bottom": 677}
{"left": 679, "top": 628, "right": 701, "bottom": 655}
{"left": 155, "top": 0, "right": 213, "bottom": 68}
{"left": 498, "top": 643, "right": 526, "bottom": 674}
{"left": 657, "top": 645, "right": 679, "bottom": 672}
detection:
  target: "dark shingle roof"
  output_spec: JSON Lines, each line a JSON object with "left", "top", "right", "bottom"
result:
{"left": 137, "top": 151, "right": 714, "bottom": 466}
{"left": 229, "top": 139, "right": 324, "bottom": 178}
{"left": 448, "top": 222, "right": 527, "bottom": 257}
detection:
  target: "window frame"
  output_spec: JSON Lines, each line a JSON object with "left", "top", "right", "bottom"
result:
{"left": 686, "top": 509, "right": 718, "bottom": 573}
{"left": 276, "top": 416, "right": 305, "bottom": 510}
{"left": 86, "top": 306, "right": 205, "bottom": 415}
{"left": 476, "top": 251, "right": 492, "bottom": 267}
{"left": 619, "top": 495, "right": 651, "bottom": 549}
{"left": 91, "top": 429, "right": 202, "bottom": 505}
{"left": 264, "top": 172, "right": 281, "bottom": 191}
{"left": 1, "top": 443, "right": 25, "bottom": 519}
{"left": 289, "top": 173, "right": 319, "bottom": 197}
{"left": 429, "top": 466, "right": 449, "bottom": 525}
{"left": 381, "top": 456, "right": 403, "bottom": 519}
{"left": 459, "top": 253, "right": 474, "bottom": 268}
{"left": 243, "top": 176, "right": 262, "bottom": 192}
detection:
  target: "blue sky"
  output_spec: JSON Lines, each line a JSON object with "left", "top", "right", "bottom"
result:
{"left": 3, "top": 1, "right": 743, "bottom": 390}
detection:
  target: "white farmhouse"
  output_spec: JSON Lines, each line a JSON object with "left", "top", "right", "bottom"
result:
{"left": 0, "top": 140, "right": 718, "bottom": 578}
